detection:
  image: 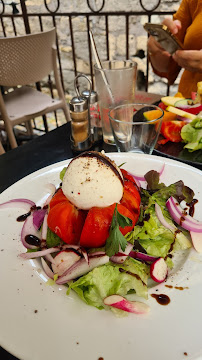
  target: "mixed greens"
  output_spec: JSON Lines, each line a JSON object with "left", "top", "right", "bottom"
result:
{"left": 181, "top": 117, "right": 202, "bottom": 152}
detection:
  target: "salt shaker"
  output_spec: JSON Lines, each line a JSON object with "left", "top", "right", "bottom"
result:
{"left": 81, "top": 89, "right": 103, "bottom": 143}
{"left": 69, "top": 75, "right": 92, "bottom": 152}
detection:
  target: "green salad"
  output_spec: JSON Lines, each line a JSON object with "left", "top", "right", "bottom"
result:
{"left": 181, "top": 116, "right": 202, "bottom": 152}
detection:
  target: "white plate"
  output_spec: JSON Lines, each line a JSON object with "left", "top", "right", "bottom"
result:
{"left": 1, "top": 153, "right": 202, "bottom": 360}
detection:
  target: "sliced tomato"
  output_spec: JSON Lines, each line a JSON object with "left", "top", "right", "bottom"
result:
{"left": 157, "top": 138, "right": 170, "bottom": 145}
{"left": 49, "top": 188, "right": 67, "bottom": 209}
{"left": 80, "top": 203, "right": 136, "bottom": 248}
{"left": 121, "top": 169, "right": 136, "bottom": 183}
{"left": 47, "top": 199, "right": 86, "bottom": 245}
{"left": 160, "top": 121, "right": 185, "bottom": 143}
{"left": 120, "top": 188, "right": 140, "bottom": 224}
{"left": 116, "top": 204, "right": 136, "bottom": 236}
{"left": 80, "top": 205, "right": 114, "bottom": 248}
{"left": 123, "top": 180, "right": 141, "bottom": 205}
{"left": 121, "top": 169, "right": 140, "bottom": 194}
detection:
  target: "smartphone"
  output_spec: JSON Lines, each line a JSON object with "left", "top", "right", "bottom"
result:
{"left": 144, "top": 23, "right": 183, "bottom": 55}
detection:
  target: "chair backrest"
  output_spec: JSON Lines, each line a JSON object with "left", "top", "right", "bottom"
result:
{"left": 0, "top": 28, "right": 56, "bottom": 87}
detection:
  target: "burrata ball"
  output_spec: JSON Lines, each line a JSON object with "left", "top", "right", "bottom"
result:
{"left": 62, "top": 151, "right": 124, "bottom": 210}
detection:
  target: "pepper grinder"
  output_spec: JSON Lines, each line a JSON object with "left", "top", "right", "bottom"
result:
{"left": 70, "top": 74, "right": 92, "bottom": 152}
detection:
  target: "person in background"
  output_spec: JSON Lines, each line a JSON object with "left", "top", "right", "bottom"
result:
{"left": 147, "top": 0, "right": 202, "bottom": 98}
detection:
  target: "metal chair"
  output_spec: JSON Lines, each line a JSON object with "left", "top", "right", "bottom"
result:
{"left": 0, "top": 28, "right": 70, "bottom": 149}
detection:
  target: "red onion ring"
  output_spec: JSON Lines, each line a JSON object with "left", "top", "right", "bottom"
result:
{"left": 19, "top": 247, "right": 60, "bottom": 259}
{"left": 43, "top": 183, "right": 57, "bottom": 207}
{"left": 129, "top": 250, "right": 158, "bottom": 263}
{"left": 41, "top": 214, "right": 48, "bottom": 240}
{"left": 166, "top": 197, "right": 202, "bottom": 233}
{"left": 56, "top": 255, "right": 109, "bottom": 284}
{"left": 0, "top": 199, "right": 35, "bottom": 211}
{"left": 33, "top": 208, "right": 47, "bottom": 230}
{"left": 41, "top": 258, "right": 54, "bottom": 279}
{"left": 155, "top": 203, "right": 175, "bottom": 232}
{"left": 21, "top": 213, "right": 41, "bottom": 249}
{"left": 170, "top": 197, "right": 201, "bottom": 225}
{"left": 44, "top": 253, "right": 56, "bottom": 265}
{"left": 126, "top": 163, "right": 165, "bottom": 187}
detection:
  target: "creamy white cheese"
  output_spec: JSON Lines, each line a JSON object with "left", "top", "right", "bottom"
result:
{"left": 62, "top": 153, "right": 123, "bottom": 210}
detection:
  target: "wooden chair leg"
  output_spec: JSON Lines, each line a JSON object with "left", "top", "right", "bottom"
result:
{"left": 25, "top": 120, "right": 33, "bottom": 135}
{"left": 0, "top": 140, "right": 5, "bottom": 155}
{"left": 4, "top": 121, "right": 18, "bottom": 148}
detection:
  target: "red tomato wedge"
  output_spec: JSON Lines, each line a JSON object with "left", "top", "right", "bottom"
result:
{"left": 47, "top": 197, "right": 86, "bottom": 245}
{"left": 80, "top": 205, "right": 114, "bottom": 248}
{"left": 160, "top": 121, "right": 185, "bottom": 143}
{"left": 120, "top": 188, "right": 140, "bottom": 223}
{"left": 123, "top": 180, "right": 141, "bottom": 206}
{"left": 49, "top": 188, "right": 67, "bottom": 209}
{"left": 121, "top": 169, "right": 141, "bottom": 202}
{"left": 121, "top": 169, "right": 136, "bottom": 184}
{"left": 80, "top": 204, "right": 136, "bottom": 248}
{"left": 117, "top": 204, "right": 137, "bottom": 236}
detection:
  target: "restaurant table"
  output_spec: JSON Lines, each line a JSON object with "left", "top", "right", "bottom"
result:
{"left": 0, "top": 121, "right": 201, "bottom": 360}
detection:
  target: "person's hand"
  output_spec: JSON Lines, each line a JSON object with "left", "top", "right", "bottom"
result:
{"left": 147, "top": 18, "right": 182, "bottom": 58}
{"left": 147, "top": 18, "right": 182, "bottom": 73}
{"left": 162, "top": 18, "right": 181, "bottom": 35}
{"left": 173, "top": 50, "right": 202, "bottom": 73}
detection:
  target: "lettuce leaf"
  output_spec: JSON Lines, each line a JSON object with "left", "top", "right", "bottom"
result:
{"left": 67, "top": 259, "right": 149, "bottom": 310}
{"left": 127, "top": 204, "right": 191, "bottom": 258}
{"left": 181, "top": 118, "right": 202, "bottom": 152}
{"left": 60, "top": 167, "right": 67, "bottom": 181}
{"left": 147, "top": 181, "right": 194, "bottom": 206}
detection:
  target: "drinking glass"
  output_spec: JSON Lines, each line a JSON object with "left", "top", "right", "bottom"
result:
{"left": 109, "top": 103, "right": 164, "bottom": 154}
{"left": 94, "top": 60, "right": 137, "bottom": 144}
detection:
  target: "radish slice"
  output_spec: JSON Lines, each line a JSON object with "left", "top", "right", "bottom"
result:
{"left": 0, "top": 199, "right": 35, "bottom": 211}
{"left": 21, "top": 213, "right": 41, "bottom": 249}
{"left": 79, "top": 247, "right": 88, "bottom": 263}
{"left": 190, "top": 232, "right": 202, "bottom": 253}
{"left": 155, "top": 203, "right": 175, "bottom": 232}
{"left": 88, "top": 251, "right": 106, "bottom": 257}
{"left": 150, "top": 258, "right": 168, "bottom": 283}
{"left": 129, "top": 250, "right": 158, "bottom": 263}
{"left": 110, "top": 253, "right": 128, "bottom": 264}
{"left": 62, "top": 244, "right": 81, "bottom": 251}
{"left": 120, "top": 242, "right": 133, "bottom": 255}
{"left": 52, "top": 250, "right": 81, "bottom": 276}
{"left": 109, "top": 243, "right": 133, "bottom": 263}
{"left": 56, "top": 255, "right": 109, "bottom": 284}
{"left": 20, "top": 247, "right": 60, "bottom": 259}
{"left": 104, "top": 295, "right": 150, "bottom": 314}
{"left": 166, "top": 197, "right": 202, "bottom": 233}
{"left": 41, "top": 258, "right": 54, "bottom": 279}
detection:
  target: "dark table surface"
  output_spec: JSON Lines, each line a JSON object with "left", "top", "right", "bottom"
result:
{"left": 0, "top": 122, "right": 201, "bottom": 360}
